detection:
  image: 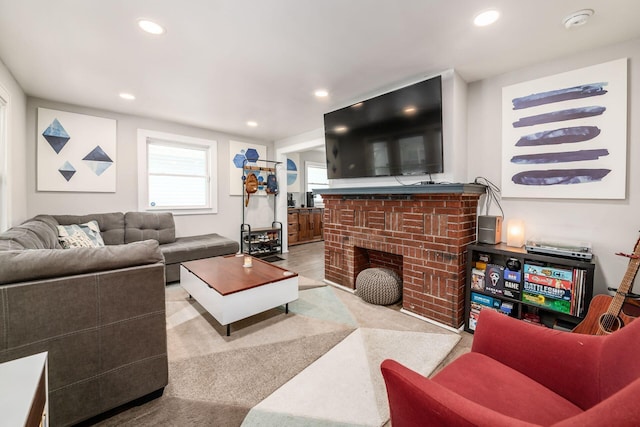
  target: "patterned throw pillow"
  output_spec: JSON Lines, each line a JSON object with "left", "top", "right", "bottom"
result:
{"left": 59, "top": 230, "right": 96, "bottom": 249}
{"left": 57, "top": 220, "right": 105, "bottom": 248}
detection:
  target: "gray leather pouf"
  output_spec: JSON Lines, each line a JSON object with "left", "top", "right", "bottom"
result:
{"left": 355, "top": 267, "right": 402, "bottom": 305}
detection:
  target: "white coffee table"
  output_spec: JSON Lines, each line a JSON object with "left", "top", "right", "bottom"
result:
{"left": 180, "top": 254, "right": 298, "bottom": 335}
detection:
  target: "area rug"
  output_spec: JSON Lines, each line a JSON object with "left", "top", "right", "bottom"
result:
{"left": 95, "top": 277, "right": 460, "bottom": 427}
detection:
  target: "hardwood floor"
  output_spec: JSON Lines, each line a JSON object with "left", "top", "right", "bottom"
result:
{"left": 272, "top": 241, "right": 325, "bottom": 281}
{"left": 272, "top": 240, "right": 473, "bottom": 372}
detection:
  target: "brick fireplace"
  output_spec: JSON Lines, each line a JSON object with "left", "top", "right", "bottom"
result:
{"left": 319, "top": 185, "right": 484, "bottom": 329}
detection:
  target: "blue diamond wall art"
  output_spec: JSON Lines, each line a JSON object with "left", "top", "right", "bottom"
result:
{"left": 37, "top": 108, "right": 117, "bottom": 192}
{"left": 42, "top": 118, "right": 70, "bottom": 154}
{"left": 58, "top": 161, "right": 76, "bottom": 181}
{"left": 83, "top": 145, "right": 114, "bottom": 176}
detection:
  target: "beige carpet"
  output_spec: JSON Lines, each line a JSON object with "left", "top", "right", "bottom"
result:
{"left": 95, "top": 277, "right": 460, "bottom": 426}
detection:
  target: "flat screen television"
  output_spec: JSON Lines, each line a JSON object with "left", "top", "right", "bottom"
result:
{"left": 324, "top": 75, "right": 443, "bottom": 179}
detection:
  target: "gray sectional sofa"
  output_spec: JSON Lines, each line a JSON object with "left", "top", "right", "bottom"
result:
{"left": 0, "top": 211, "right": 239, "bottom": 426}
{"left": 52, "top": 211, "right": 240, "bottom": 283}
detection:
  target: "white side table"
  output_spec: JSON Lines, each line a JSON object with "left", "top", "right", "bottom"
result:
{"left": 0, "top": 352, "right": 48, "bottom": 427}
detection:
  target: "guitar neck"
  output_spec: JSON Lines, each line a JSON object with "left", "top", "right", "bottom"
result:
{"left": 607, "top": 247, "right": 640, "bottom": 316}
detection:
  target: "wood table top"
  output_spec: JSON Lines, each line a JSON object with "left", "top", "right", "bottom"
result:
{"left": 181, "top": 254, "right": 298, "bottom": 296}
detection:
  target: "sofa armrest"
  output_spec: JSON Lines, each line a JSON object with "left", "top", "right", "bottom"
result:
{"left": 472, "top": 310, "right": 602, "bottom": 409}
{"left": 380, "top": 359, "right": 536, "bottom": 427}
{"left": 0, "top": 240, "right": 164, "bottom": 285}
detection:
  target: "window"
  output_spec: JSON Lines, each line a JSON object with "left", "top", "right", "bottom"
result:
{"left": 137, "top": 129, "right": 217, "bottom": 214}
{"left": 306, "top": 161, "right": 328, "bottom": 207}
{"left": 0, "top": 84, "right": 8, "bottom": 231}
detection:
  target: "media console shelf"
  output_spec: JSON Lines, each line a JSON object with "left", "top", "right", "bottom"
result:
{"left": 464, "top": 243, "right": 595, "bottom": 333}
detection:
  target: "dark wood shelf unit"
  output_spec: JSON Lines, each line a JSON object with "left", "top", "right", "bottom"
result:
{"left": 464, "top": 243, "right": 595, "bottom": 333}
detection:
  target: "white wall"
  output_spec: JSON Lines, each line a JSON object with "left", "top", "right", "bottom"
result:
{"left": 26, "top": 97, "right": 273, "bottom": 239}
{"left": 467, "top": 38, "right": 640, "bottom": 294}
{"left": 0, "top": 59, "right": 27, "bottom": 228}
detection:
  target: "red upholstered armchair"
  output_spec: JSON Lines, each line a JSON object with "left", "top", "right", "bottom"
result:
{"left": 381, "top": 309, "right": 640, "bottom": 427}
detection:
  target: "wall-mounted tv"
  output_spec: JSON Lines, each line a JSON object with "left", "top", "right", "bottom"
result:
{"left": 324, "top": 75, "right": 443, "bottom": 179}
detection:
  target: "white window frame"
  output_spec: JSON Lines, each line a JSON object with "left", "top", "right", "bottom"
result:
{"left": 305, "top": 161, "right": 328, "bottom": 207}
{"left": 137, "top": 129, "right": 217, "bottom": 215}
{"left": 0, "top": 84, "right": 9, "bottom": 231}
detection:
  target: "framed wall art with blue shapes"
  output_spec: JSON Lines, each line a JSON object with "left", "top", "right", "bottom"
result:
{"left": 37, "top": 108, "right": 117, "bottom": 192}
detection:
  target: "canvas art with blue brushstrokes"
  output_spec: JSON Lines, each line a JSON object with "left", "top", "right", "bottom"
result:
{"left": 501, "top": 58, "right": 627, "bottom": 199}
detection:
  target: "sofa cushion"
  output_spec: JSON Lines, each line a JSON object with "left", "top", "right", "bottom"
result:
{"left": 24, "top": 216, "right": 62, "bottom": 249}
{"left": 125, "top": 212, "right": 175, "bottom": 244}
{"left": 57, "top": 220, "right": 105, "bottom": 248}
{"left": 53, "top": 213, "right": 125, "bottom": 245}
{"left": 0, "top": 219, "right": 61, "bottom": 250}
{"left": 0, "top": 240, "right": 164, "bottom": 285}
{"left": 161, "top": 234, "right": 239, "bottom": 265}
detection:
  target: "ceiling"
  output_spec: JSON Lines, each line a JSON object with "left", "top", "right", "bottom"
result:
{"left": 1, "top": 0, "right": 639, "bottom": 142}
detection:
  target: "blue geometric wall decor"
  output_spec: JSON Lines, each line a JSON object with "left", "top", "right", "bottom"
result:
{"left": 82, "top": 145, "right": 113, "bottom": 176}
{"left": 233, "top": 153, "right": 247, "bottom": 168}
{"left": 229, "top": 141, "right": 267, "bottom": 195}
{"left": 287, "top": 158, "right": 298, "bottom": 185}
{"left": 37, "top": 108, "right": 117, "bottom": 192}
{"left": 42, "top": 118, "right": 70, "bottom": 154}
{"left": 58, "top": 161, "right": 76, "bottom": 181}
{"left": 245, "top": 148, "right": 260, "bottom": 162}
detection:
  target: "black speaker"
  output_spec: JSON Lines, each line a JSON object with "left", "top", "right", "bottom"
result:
{"left": 306, "top": 192, "right": 314, "bottom": 207}
{"left": 478, "top": 215, "right": 502, "bottom": 244}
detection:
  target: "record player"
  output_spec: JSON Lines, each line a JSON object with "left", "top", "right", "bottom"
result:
{"left": 525, "top": 238, "right": 593, "bottom": 261}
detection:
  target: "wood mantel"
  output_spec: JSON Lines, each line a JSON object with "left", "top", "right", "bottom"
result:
{"left": 316, "top": 184, "right": 485, "bottom": 328}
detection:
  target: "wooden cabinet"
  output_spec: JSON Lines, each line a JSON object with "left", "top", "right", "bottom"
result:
{"left": 298, "top": 209, "right": 311, "bottom": 241}
{"left": 288, "top": 208, "right": 323, "bottom": 246}
{"left": 310, "top": 208, "right": 323, "bottom": 240}
{"left": 287, "top": 212, "right": 299, "bottom": 244}
{"left": 464, "top": 243, "right": 595, "bottom": 333}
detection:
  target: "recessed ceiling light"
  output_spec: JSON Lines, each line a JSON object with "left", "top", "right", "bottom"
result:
{"left": 119, "top": 92, "right": 136, "bottom": 100}
{"left": 246, "top": 121, "right": 258, "bottom": 127}
{"left": 563, "top": 9, "right": 594, "bottom": 29}
{"left": 403, "top": 106, "right": 417, "bottom": 115}
{"left": 474, "top": 10, "right": 500, "bottom": 27}
{"left": 137, "top": 19, "right": 165, "bottom": 35}
{"left": 314, "top": 89, "right": 329, "bottom": 98}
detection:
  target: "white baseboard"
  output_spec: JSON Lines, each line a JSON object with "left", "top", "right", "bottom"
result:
{"left": 399, "top": 309, "right": 462, "bottom": 334}
{"left": 323, "top": 279, "right": 355, "bottom": 294}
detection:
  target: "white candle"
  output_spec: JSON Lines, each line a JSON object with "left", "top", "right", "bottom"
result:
{"left": 244, "top": 255, "right": 252, "bottom": 267}
{"left": 506, "top": 220, "right": 525, "bottom": 247}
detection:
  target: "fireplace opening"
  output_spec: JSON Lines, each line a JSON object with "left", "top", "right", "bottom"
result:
{"left": 354, "top": 247, "right": 403, "bottom": 287}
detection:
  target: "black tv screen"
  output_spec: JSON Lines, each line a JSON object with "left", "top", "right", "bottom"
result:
{"left": 324, "top": 75, "right": 443, "bottom": 179}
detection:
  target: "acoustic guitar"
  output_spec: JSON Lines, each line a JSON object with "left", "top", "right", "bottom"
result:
{"left": 573, "top": 235, "right": 640, "bottom": 335}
